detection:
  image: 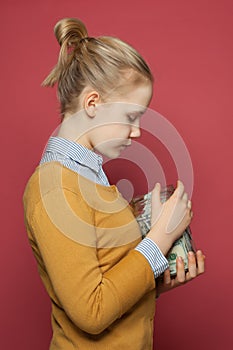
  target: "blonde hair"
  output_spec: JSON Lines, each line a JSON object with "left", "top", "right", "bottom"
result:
{"left": 42, "top": 18, "right": 153, "bottom": 116}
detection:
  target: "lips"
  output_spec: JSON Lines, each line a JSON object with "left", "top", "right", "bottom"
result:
{"left": 115, "top": 140, "right": 131, "bottom": 150}
{"left": 123, "top": 141, "right": 131, "bottom": 147}
{"left": 120, "top": 143, "right": 130, "bottom": 149}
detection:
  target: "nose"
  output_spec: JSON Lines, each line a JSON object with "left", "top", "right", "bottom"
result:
{"left": 130, "top": 124, "right": 141, "bottom": 138}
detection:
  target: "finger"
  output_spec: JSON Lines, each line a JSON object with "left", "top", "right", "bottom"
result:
{"left": 175, "top": 180, "right": 185, "bottom": 199}
{"left": 152, "top": 182, "right": 161, "bottom": 197}
{"left": 181, "top": 208, "right": 193, "bottom": 228}
{"left": 163, "top": 268, "right": 171, "bottom": 285}
{"left": 151, "top": 183, "right": 162, "bottom": 208}
{"left": 176, "top": 256, "right": 186, "bottom": 283}
{"left": 187, "top": 251, "right": 197, "bottom": 278}
{"left": 182, "top": 192, "right": 188, "bottom": 203}
{"left": 185, "top": 270, "right": 193, "bottom": 282}
{"left": 187, "top": 199, "right": 192, "bottom": 209}
{"left": 196, "top": 250, "right": 205, "bottom": 274}
{"left": 151, "top": 183, "right": 163, "bottom": 226}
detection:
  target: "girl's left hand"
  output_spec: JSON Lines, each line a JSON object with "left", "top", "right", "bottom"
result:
{"left": 156, "top": 250, "right": 206, "bottom": 298}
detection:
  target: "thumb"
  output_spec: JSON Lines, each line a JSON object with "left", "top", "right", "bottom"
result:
{"left": 173, "top": 179, "right": 184, "bottom": 198}
{"left": 151, "top": 183, "right": 163, "bottom": 226}
{"left": 152, "top": 182, "right": 161, "bottom": 203}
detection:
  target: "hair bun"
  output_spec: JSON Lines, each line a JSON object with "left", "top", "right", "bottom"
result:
{"left": 54, "top": 18, "right": 88, "bottom": 47}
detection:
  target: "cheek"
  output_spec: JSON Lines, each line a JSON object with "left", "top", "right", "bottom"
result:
{"left": 102, "top": 125, "right": 129, "bottom": 139}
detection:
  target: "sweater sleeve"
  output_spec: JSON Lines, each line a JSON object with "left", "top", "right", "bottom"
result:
{"left": 28, "top": 187, "right": 156, "bottom": 335}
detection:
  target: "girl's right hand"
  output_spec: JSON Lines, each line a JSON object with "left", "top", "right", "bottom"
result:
{"left": 147, "top": 180, "right": 193, "bottom": 255}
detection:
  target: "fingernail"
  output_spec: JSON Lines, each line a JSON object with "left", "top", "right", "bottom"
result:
{"left": 188, "top": 251, "right": 194, "bottom": 257}
{"left": 178, "top": 256, "right": 183, "bottom": 263}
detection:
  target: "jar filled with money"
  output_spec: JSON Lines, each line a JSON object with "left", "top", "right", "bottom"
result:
{"left": 130, "top": 185, "right": 196, "bottom": 276}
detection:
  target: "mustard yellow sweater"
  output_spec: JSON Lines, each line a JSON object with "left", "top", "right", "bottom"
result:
{"left": 23, "top": 162, "right": 156, "bottom": 349}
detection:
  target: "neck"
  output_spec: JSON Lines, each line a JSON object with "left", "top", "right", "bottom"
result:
{"left": 56, "top": 111, "right": 93, "bottom": 150}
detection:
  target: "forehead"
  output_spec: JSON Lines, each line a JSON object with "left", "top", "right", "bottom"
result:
{"left": 120, "top": 82, "right": 153, "bottom": 108}
{"left": 122, "top": 103, "right": 147, "bottom": 115}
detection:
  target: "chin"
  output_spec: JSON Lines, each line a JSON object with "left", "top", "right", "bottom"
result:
{"left": 103, "top": 149, "right": 121, "bottom": 159}
{"left": 105, "top": 152, "right": 120, "bottom": 159}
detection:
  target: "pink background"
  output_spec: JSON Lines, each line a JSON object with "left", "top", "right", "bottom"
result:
{"left": 1, "top": 0, "right": 232, "bottom": 349}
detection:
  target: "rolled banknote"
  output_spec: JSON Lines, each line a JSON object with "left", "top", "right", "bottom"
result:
{"left": 130, "top": 185, "right": 196, "bottom": 276}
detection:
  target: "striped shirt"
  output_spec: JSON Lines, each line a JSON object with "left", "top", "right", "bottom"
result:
{"left": 40, "top": 136, "right": 169, "bottom": 279}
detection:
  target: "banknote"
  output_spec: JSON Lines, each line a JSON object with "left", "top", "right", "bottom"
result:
{"left": 167, "top": 226, "right": 196, "bottom": 276}
{"left": 130, "top": 185, "right": 196, "bottom": 276}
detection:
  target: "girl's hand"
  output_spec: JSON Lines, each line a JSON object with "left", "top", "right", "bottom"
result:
{"left": 156, "top": 250, "right": 206, "bottom": 298}
{"left": 147, "top": 180, "right": 193, "bottom": 255}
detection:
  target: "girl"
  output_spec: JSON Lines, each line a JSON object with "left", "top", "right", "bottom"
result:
{"left": 23, "top": 18, "right": 205, "bottom": 350}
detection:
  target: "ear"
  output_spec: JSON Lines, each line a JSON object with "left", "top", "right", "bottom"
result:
{"left": 84, "top": 91, "right": 100, "bottom": 118}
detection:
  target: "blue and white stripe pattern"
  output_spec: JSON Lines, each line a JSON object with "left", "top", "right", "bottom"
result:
{"left": 40, "top": 136, "right": 169, "bottom": 279}
{"left": 40, "top": 136, "right": 110, "bottom": 186}
{"left": 135, "top": 238, "right": 169, "bottom": 278}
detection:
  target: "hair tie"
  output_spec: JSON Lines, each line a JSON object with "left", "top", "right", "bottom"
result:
{"left": 67, "top": 37, "right": 92, "bottom": 54}
{"left": 79, "top": 36, "right": 95, "bottom": 45}
{"left": 79, "top": 37, "right": 90, "bottom": 44}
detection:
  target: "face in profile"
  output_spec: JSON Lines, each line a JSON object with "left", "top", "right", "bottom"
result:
{"left": 89, "top": 82, "right": 153, "bottom": 159}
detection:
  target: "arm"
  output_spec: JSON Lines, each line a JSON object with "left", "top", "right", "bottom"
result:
{"left": 28, "top": 188, "right": 156, "bottom": 335}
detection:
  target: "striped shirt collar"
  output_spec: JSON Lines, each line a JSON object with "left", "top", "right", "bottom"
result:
{"left": 44, "top": 136, "right": 103, "bottom": 174}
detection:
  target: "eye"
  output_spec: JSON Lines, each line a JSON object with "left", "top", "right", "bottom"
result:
{"left": 126, "top": 109, "right": 146, "bottom": 123}
{"left": 127, "top": 113, "right": 139, "bottom": 122}
{"left": 127, "top": 115, "right": 136, "bottom": 122}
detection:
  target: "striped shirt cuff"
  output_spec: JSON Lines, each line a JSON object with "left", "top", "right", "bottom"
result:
{"left": 135, "top": 237, "right": 169, "bottom": 279}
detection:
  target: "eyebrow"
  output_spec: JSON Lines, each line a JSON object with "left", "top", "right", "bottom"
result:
{"left": 130, "top": 108, "right": 147, "bottom": 115}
